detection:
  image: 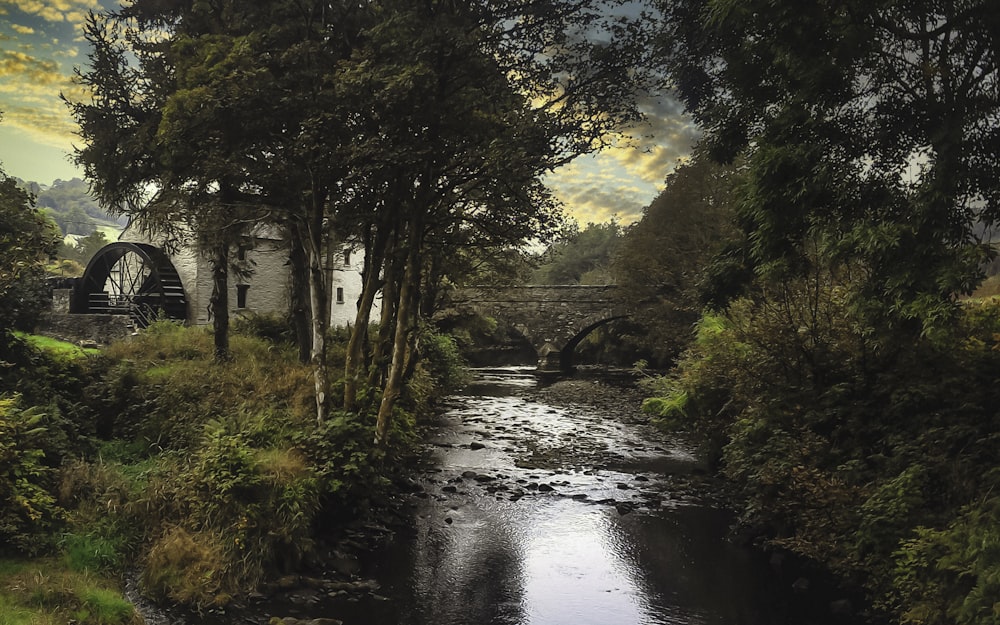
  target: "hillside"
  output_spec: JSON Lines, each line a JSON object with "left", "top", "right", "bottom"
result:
{"left": 18, "top": 177, "right": 126, "bottom": 236}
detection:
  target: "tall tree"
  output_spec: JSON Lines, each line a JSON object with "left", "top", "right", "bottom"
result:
{"left": 69, "top": 0, "right": 661, "bottom": 438}
{"left": 613, "top": 150, "right": 742, "bottom": 361}
{"left": 658, "top": 0, "right": 1000, "bottom": 328}
{"left": 0, "top": 131, "right": 60, "bottom": 346}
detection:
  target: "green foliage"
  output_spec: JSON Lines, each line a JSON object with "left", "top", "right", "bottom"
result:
{"left": 892, "top": 498, "right": 1000, "bottom": 625}
{"left": 25, "top": 178, "right": 123, "bottom": 237}
{"left": 613, "top": 152, "right": 743, "bottom": 364}
{"left": 645, "top": 278, "right": 1000, "bottom": 620}
{"left": 415, "top": 329, "right": 469, "bottom": 396}
{"left": 0, "top": 559, "right": 139, "bottom": 625}
{"left": 0, "top": 167, "right": 60, "bottom": 338}
{"left": 97, "top": 324, "right": 313, "bottom": 447}
{"left": 60, "top": 531, "right": 127, "bottom": 574}
{"left": 532, "top": 221, "right": 624, "bottom": 285}
{"left": 232, "top": 312, "right": 295, "bottom": 344}
{"left": 0, "top": 397, "right": 64, "bottom": 556}
{"left": 57, "top": 230, "right": 110, "bottom": 266}
{"left": 13, "top": 333, "right": 100, "bottom": 361}
{"left": 75, "top": 585, "right": 135, "bottom": 625}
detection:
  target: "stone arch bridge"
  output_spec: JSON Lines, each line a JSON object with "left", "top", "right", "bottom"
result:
{"left": 444, "top": 285, "right": 629, "bottom": 372}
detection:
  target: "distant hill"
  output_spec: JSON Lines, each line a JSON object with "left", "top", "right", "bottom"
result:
{"left": 17, "top": 177, "right": 127, "bottom": 236}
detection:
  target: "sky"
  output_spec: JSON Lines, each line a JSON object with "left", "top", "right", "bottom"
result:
{"left": 0, "top": 0, "right": 699, "bottom": 225}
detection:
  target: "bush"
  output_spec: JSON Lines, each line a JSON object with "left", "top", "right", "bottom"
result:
{"left": 644, "top": 281, "right": 1000, "bottom": 620}
{"left": 0, "top": 397, "right": 64, "bottom": 556}
{"left": 406, "top": 327, "right": 468, "bottom": 412}
{"left": 232, "top": 312, "right": 295, "bottom": 344}
{"left": 892, "top": 498, "right": 1000, "bottom": 625}
{"left": 143, "top": 527, "right": 232, "bottom": 608}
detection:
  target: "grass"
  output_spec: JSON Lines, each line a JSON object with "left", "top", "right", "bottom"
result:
{"left": 0, "top": 558, "right": 137, "bottom": 625}
{"left": 14, "top": 332, "right": 101, "bottom": 359}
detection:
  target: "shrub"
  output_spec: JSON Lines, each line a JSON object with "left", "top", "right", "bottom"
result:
{"left": 644, "top": 282, "right": 1000, "bottom": 621}
{"left": 232, "top": 312, "right": 295, "bottom": 344}
{"left": 0, "top": 396, "right": 64, "bottom": 556}
{"left": 406, "top": 327, "right": 468, "bottom": 413}
{"left": 143, "top": 527, "right": 232, "bottom": 608}
{"left": 891, "top": 498, "right": 1000, "bottom": 625}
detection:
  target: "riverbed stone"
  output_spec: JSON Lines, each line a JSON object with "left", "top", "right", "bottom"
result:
{"left": 470, "top": 442, "right": 486, "bottom": 450}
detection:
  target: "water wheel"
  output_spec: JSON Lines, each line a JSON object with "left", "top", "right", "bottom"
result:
{"left": 73, "top": 242, "right": 187, "bottom": 327}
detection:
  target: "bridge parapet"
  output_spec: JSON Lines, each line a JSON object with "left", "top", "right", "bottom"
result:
{"left": 445, "top": 285, "right": 628, "bottom": 372}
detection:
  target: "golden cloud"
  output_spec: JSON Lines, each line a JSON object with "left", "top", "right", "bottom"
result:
{"left": 1, "top": 101, "right": 78, "bottom": 149}
{"left": 0, "top": 50, "right": 63, "bottom": 83}
{"left": 11, "top": 23, "right": 34, "bottom": 34}
{"left": 546, "top": 156, "right": 658, "bottom": 225}
{"left": 1, "top": 0, "right": 101, "bottom": 23}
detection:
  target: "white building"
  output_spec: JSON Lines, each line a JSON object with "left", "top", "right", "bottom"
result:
{"left": 73, "top": 222, "right": 375, "bottom": 329}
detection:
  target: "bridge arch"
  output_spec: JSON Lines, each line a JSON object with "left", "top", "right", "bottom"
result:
{"left": 546, "top": 314, "right": 629, "bottom": 371}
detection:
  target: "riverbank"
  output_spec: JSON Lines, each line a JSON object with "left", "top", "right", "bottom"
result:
{"left": 0, "top": 324, "right": 462, "bottom": 625}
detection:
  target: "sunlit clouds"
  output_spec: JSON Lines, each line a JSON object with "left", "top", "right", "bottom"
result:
{"left": 546, "top": 94, "right": 699, "bottom": 224}
{"left": 0, "top": 0, "right": 100, "bottom": 25}
{"left": 0, "top": 0, "right": 100, "bottom": 181}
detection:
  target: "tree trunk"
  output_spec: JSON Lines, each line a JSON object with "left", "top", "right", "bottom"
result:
{"left": 209, "top": 241, "right": 231, "bottom": 362}
{"left": 304, "top": 185, "right": 330, "bottom": 424}
{"left": 288, "top": 224, "right": 312, "bottom": 364}
{"left": 368, "top": 241, "right": 400, "bottom": 392}
{"left": 374, "top": 221, "right": 420, "bottom": 446}
{"left": 344, "top": 223, "right": 390, "bottom": 411}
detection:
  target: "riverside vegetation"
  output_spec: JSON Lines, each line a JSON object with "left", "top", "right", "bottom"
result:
{"left": 0, "top": 318, "right": 466, "bottom": 623}
{"left": 641, "top": 284, "right": 1000, "bottom": 625}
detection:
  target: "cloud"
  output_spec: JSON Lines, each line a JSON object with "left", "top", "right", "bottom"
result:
{"left": 1, "top": 0, "right": 101, "bottom": 24}
{"left": 543, "top": 90, "right": 700, "bottom": 225}
{"left": 0, "top": 50, "right": 63, "bottom": 84}
{"left": 545, "top": 156, "right": 660, "bottom": 225}
{"left": 11, "top": 23, "right": 34, "bottom": 34}
{"left": 1, "top": 101, "right": 78, "bottom": 149}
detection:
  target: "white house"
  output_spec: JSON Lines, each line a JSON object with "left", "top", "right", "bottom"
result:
{"left": 73, "top": 221, "right": 375, "bottom": 329}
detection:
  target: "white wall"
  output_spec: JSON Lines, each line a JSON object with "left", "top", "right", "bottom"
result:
{"left": 119, "top": 224, "right": 377, "bottom": 329}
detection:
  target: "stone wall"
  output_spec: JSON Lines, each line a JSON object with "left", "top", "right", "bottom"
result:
{"left": 447, "top": 285, "right": 628, "bottom": 371}
{"left": 38, "top": 311, "right": 133, "bottom": 346}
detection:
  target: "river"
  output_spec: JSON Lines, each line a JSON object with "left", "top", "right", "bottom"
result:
{"left": 144, "top": 367, "right": 843, "bottom": 625}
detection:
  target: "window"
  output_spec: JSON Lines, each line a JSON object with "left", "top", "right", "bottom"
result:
{"left": 237, "top": 285, "right": 249, "bottom": 309}
{"left": 343, "top": 250, "right": 351, "bottom": 267}
{"left": 336, "top": 287, "right": 345, "bottom": 304}
{"left": 237, "top": 244, "right": 251, "bottom": 261}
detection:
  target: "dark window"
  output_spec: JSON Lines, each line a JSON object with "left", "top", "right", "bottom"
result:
{"left": 343, "top": 250, "right": 351, "bottom": 266}
{"left": 237, "top": 243, "right": 251, "bottom": 261}
{"left": 237, "top": 284, "right": 249, "bottom": 309}
{"left": 336, "top": 287, "right": 345, "bottom": 304}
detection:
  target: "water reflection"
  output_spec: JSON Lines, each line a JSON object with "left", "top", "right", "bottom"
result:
{"left": 253, "top": 368, "right": 778, "bottom": 625}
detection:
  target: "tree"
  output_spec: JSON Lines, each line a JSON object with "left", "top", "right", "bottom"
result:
{"left": 613, "top": 150, "right": 742, "bottom": 362}
{"left": 532, "top": 221, "right": 624, "bottom": 285}
{"left": 657, "top": 0, "right": 1000, "bottom": 328}
{"left": 69, "top": 0, "right": 662, "bottom": 441}
{"left": 0, "top": 136, "right": 60, "bottom": 345}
